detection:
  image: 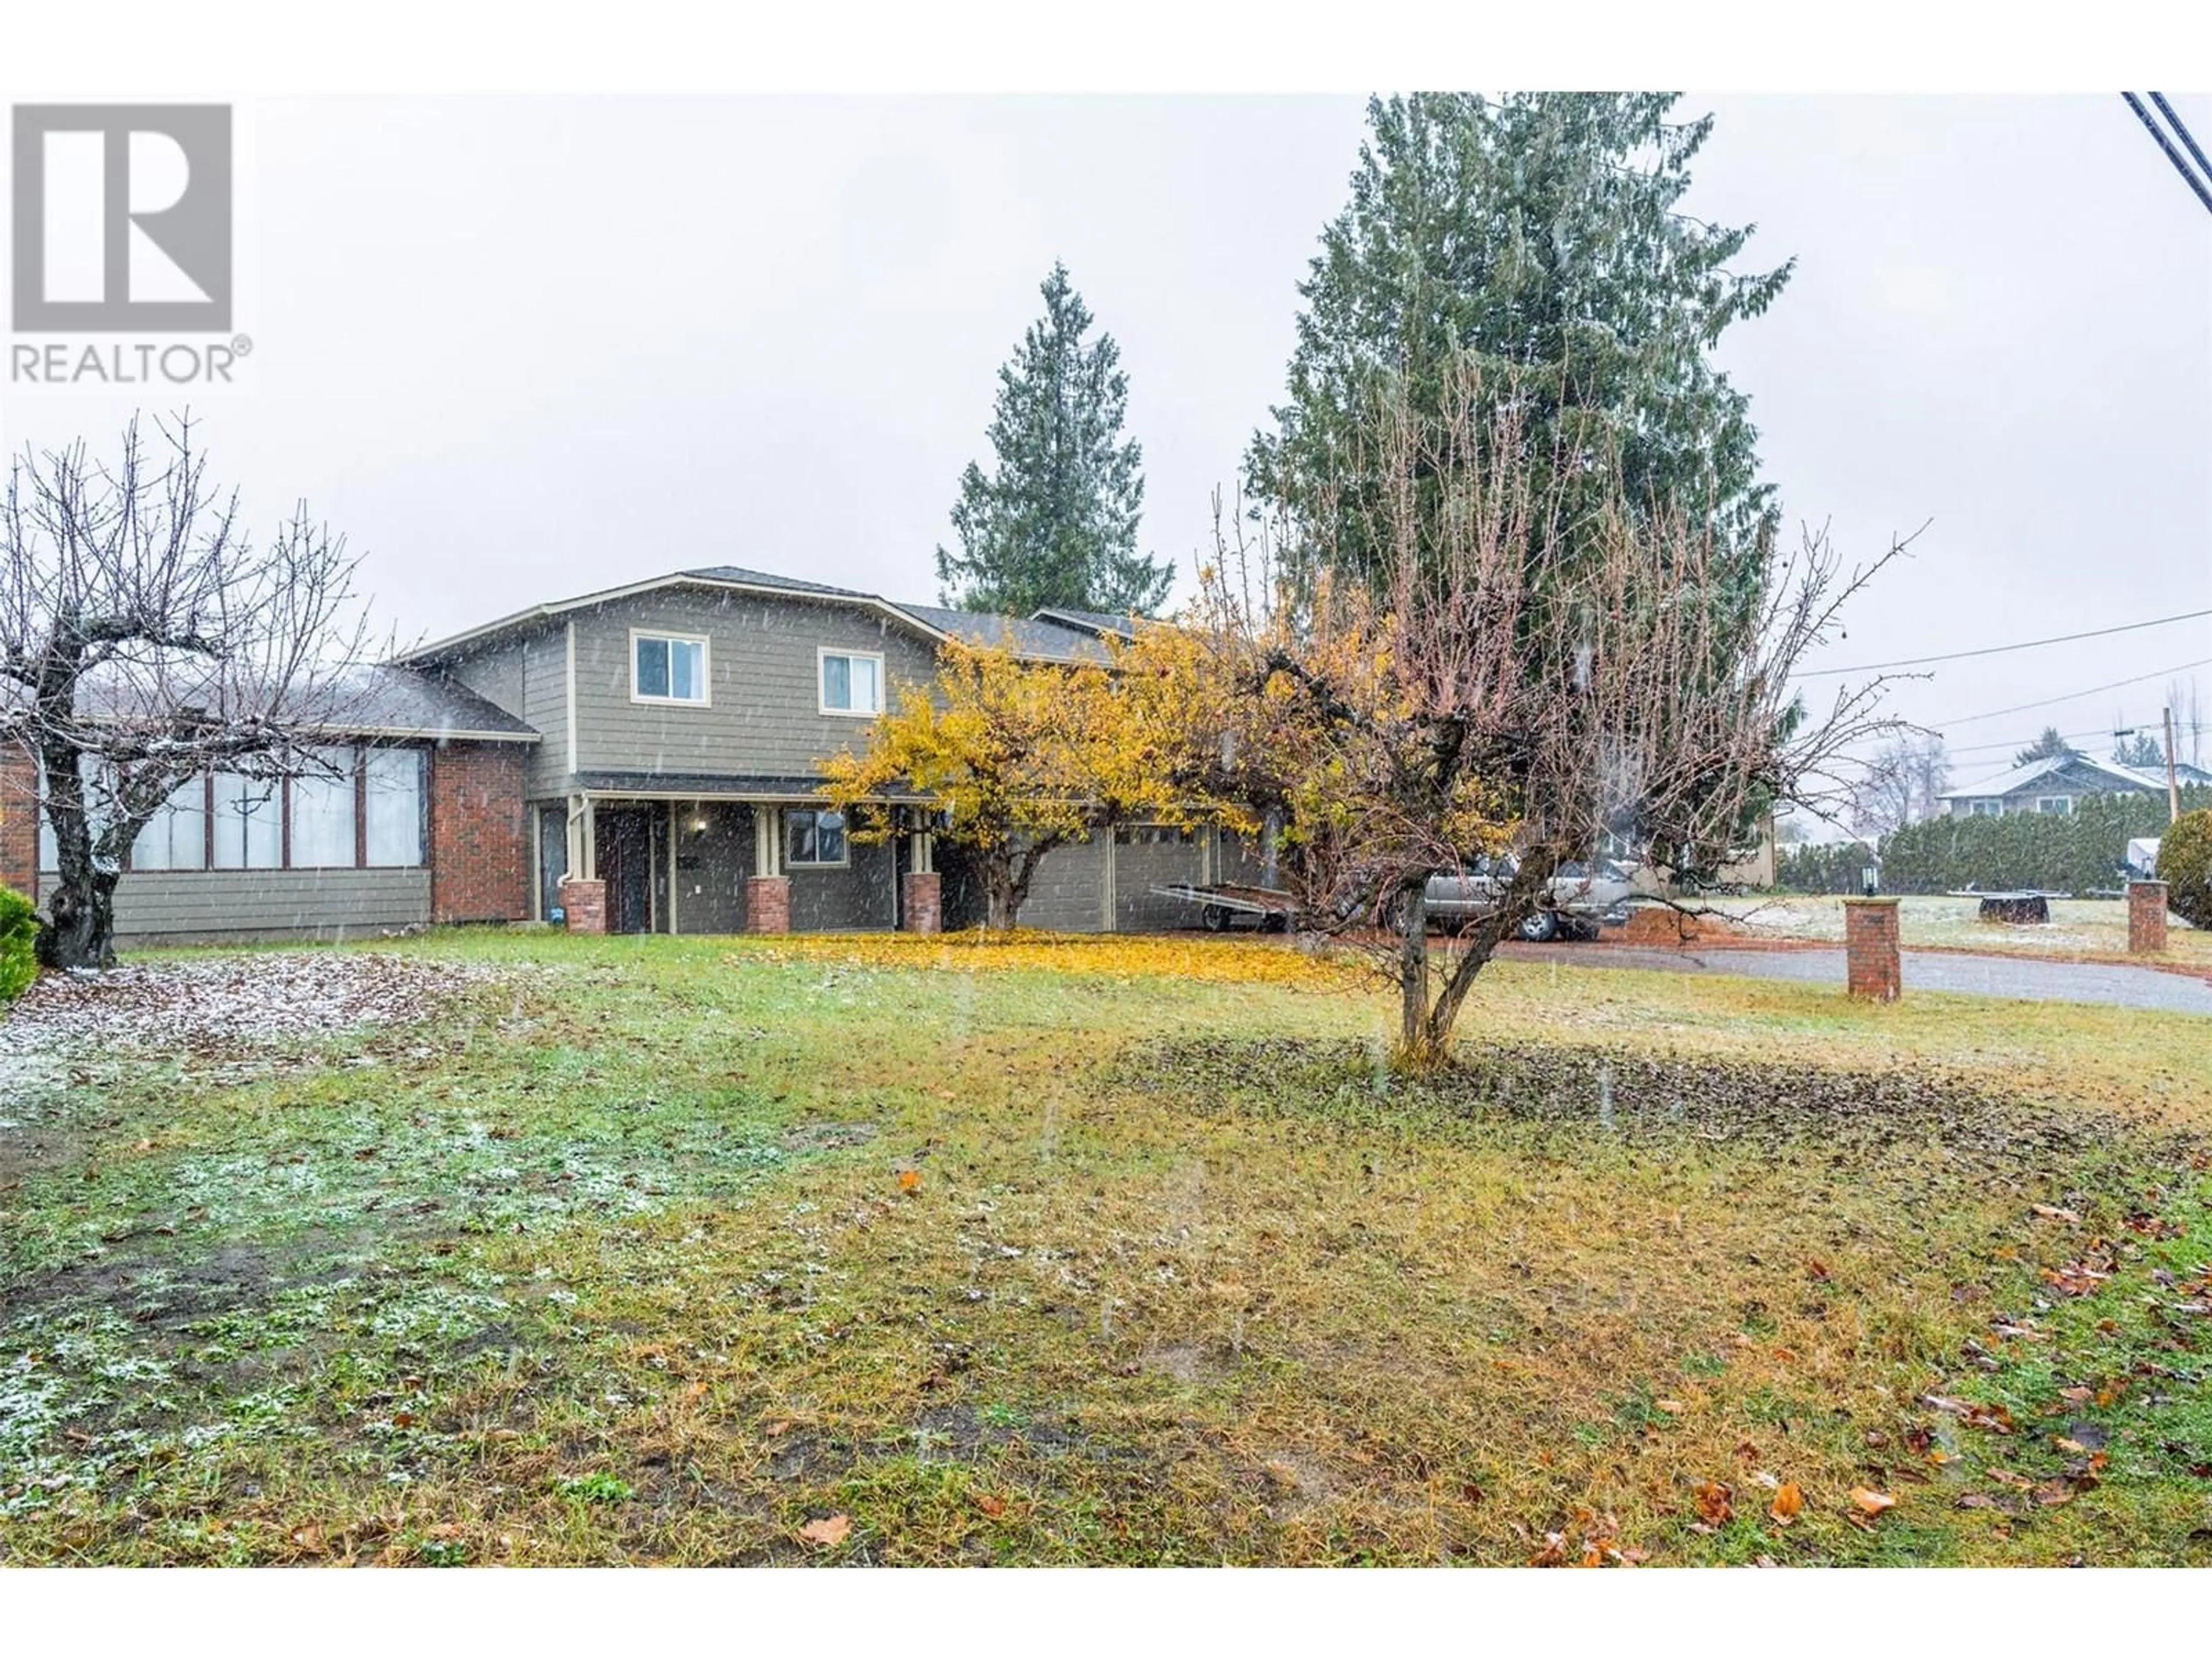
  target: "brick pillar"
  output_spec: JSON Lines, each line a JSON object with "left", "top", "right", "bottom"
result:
{"left": 2128, "top": 880, "right": 2169, "bottom": 955}
{"left": 902, "top": 870, "right": 941, "bottom": 934}
{"left": 428, "top": 741, "right": 529, "bottom": 923}
{"left": 746, "top": 875, "right": 791, "bottom": 934}
{"left": 1842, "top": 896, "right": 1902, "bottom": 1002}
{"left": 558, "top": 877, "right": 607, "bottom": 934}
{"left": 0, "top": 739, "right": 36, "bottom": 903}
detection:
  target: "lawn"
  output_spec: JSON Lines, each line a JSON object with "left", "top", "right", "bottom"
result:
{"left": 3, "top": 929, "right": 2210, "bottom": 1566}
{"left": 1707, "top": 893, "right": 2212, "bottom": 967}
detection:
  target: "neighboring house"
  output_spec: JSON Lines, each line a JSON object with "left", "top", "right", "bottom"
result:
{"left": 1937, "top": 752, "right": 2212, "bottom": 819}
{"left": 1, "top": 565, "right": 1229, "bottom": 944}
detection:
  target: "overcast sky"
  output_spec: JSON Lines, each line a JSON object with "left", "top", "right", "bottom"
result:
{"left": 4, "top": 94, "right": 2208, "bottom": 790}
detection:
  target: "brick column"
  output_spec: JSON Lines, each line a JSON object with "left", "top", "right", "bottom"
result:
{"left": 558, "top": 877, "right": 607, "bottom": 934}
{"left": 902, "top": 870, "right": 941, "bottom": 934}
{"left": 2128, "top": 880, "right": 2169, "bottom": 955}
{"left": 0, "top": 739, "right": 37, "bottom": 903}
{"left": 1842, "top": 896, "right": 1902, "bottom": 1002}
{"left": 746, "top": 875, "right": 791, "bottom": 934}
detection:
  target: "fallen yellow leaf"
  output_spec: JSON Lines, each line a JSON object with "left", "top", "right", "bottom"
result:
{"left": 897, "top": 1168, "right": 922, "bottom": 1194}
{"left": 1768, "top": 1482, "right": 1804, "bottom": 1523}
{"left": 1850, "top": 1487, "right": 1896, "bottom": 1516}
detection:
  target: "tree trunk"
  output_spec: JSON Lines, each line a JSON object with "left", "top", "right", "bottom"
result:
{"left": 983, "top": 861, "right": 1016, "bottom": 932}
{"left": 1394, "top": 877, "right": 1432, "bottom": 1068}
{"left": 37, "top": 867, "right": 119, "bottom": 971}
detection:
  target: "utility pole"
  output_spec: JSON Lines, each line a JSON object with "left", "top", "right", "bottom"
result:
{"left": 2165, "top": 706, "right": 2183, "bottom": 823}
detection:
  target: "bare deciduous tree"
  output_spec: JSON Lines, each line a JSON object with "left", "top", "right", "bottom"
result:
{"left": 1, "top": 415, "right": 379, "bottom": 969}
{"left": 1849, "top": 733, "right": 1950, "bottom": 835}
{"left": 1190, "top": 361, "right": 1903, "bottom": 1069}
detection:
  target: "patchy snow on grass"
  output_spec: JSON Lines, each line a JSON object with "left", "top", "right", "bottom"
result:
{"left": 0, "top": 950, "right": 505, "bottom": 1061}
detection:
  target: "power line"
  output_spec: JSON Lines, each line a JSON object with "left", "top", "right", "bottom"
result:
{"left": 1794, "top": 606, "right": 2212, "bottom": 677}
{"left": 2152, "top": 93, "right": 2212, "bottom": 190}
{"left": 1930, "top": 654, "right": 2212, "bottom": 729}
{"left": 2123, "top": 92, "right": 2212, "bottom": 215}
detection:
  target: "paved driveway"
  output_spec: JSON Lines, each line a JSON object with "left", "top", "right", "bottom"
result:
{"left": 1498, "top": 942, "right": 2212, "bottom": 1017}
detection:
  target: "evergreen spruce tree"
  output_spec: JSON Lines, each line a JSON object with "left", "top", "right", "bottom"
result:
{"left": 936, "top": 263, "right": 1171, "bottom": 617}
{"left": 1248, "top": 93, "right": 1792, "bottom": 589}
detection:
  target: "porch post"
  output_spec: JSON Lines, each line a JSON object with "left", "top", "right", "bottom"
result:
{"left": 747, "top": 803, "right": 790, "bottom": 933}
{"left": 901, "top": 823, "right": 941, "bottom": 935}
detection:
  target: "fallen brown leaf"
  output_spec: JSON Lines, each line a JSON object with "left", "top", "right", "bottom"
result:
{"left": 1850, "top": 1487, "right": 1896, "bottom": 1517}
{"left": 1693, "top": 1480, "right": 1733, "bottom": 1526}
{"left": 798, "top": 1513, "right": 852, "bottom": 1547}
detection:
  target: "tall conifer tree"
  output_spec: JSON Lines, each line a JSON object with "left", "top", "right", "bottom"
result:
{"left": 937, "top": 263, "right": 1170, "bottom": 616}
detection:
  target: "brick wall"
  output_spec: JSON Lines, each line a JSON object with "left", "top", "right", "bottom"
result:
{"left": 1842, "top": 897, "right": 1902, "bottom": 1002}
{"left": 0, "top": 739, "right": 36, "bottom": 903}
{"left": 429, "top": 741, "right": 529, "bottom": 923}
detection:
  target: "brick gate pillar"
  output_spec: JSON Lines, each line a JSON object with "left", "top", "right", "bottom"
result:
{"left": 1842, "top": 896, "right": 1902, "bottom": 1002}
{"left": 0, "top": 739, "right": 37, "bottom": 903}
{"left": 2128, "top": 880, "right": 2169, "bottom": 955}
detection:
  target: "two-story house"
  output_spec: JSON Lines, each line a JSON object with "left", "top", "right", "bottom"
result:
{"left": 0, "top": 565, "right": 1229, "bottom": 945}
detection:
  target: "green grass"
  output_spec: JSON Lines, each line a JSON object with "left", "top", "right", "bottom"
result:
{"left": 2, "top": 927, "right": 2209, "bottom": 1566}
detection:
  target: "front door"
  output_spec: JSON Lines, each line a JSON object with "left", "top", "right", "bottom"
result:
{"left": 537, "top": 806, "right": 568, "bottom": 921}
{"left": 599, "top": 806, "right": 655, "bottom": 934}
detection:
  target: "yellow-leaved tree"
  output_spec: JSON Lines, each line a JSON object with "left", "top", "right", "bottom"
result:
{"left": 820, "top": 635, "right": 1228, "bottom": 931}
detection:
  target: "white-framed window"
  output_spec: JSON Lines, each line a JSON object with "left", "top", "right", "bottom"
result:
{"left": 819, "top": 649, "right": 883, "bottom": 717}
{"left": 785, "top": 807, "right": 849, "bottom": 867}
{"left": 287, "top": 747, "right": 359, "bottom": 868}
{"left": 632, "top": 630, "right": 709, "bottom": 705}
{"left": 1968, "top": 800, "right": 2001, "bottom": 817}
{"left": 131, "top": 778, "right": 208, "bottom": 871}
{"left": 2035, "top": 796, "right": 2073, "bottom": 816}
{"left": 212, "top": 773, "right": 284, "bottom": 870}
{"left": 363, "top": 748, "right": 427, "bottom": 868}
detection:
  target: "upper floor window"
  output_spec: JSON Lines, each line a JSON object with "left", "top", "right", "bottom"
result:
{"left": 820, "top": 649, "right": 882, "bottom": 717}
{"left": 2035, "top": 796, "right": 2073, "bottom": 815}
{"left": 634, "top": 631, "right": 709, "bottom": 706}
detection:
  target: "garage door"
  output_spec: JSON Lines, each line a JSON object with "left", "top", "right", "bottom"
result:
{"left": 1112, "top": 825, "right": 1209, "bottom": 933}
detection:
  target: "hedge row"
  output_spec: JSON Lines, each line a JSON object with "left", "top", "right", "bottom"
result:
{"left": 0, "top": 884, "right": 35, "bottom": 1005}
{"left": 1776, "top": 784, "right": 2212, "bottom": 896}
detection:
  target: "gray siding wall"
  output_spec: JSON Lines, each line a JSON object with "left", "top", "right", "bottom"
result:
{"left": 790, "top": 838, "right": 896, "bottom": 931}
{"left": 111, "top": 869, "right": 433, "bottom": 944}
{"left": 438, "top": 631, "right": 569, "bottom": 798}
{"left": 1018, "top": 835, "right": 1109, "bottom": 932}
{"left": 569, "top": 589, "right": 941, "bottom": 782}
{"left": 522, "top": 628, "right": 571, "bottom": 797}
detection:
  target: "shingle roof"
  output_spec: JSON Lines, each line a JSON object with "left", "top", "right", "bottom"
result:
{"left": 891, "top": 603, "right": 1114, "bottom": 664}
{"left": 340, "top": 666, "right": 539, "bottom": 741}
{"left": 680, "top": 565, "right": 881, "bottom": 601}
{"left": 1032, "top": 605, "right": 1144, "bottom": 641}
{"left": 1940, "top": 752, "right": 2167, "bottom": 801}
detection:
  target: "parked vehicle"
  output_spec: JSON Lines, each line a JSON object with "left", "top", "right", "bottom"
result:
{"left": 1388, "top": 855, "right": 1639, "bottom": 942}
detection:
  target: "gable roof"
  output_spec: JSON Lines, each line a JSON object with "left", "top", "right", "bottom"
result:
{"left": 891, "top": 603, "right": 1113, "bottom": 664}
{"left": 1032, "top": 605, "right": 1143, "bottom": 642}
{"left": 1940, "top": 751, "right": 2172, "bottom": 801}
{"left": 340, "top": 666, "right": 540, "bottom": 743}
{"left": 395, "top": 565, "right": 1123, "bottom": 668}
